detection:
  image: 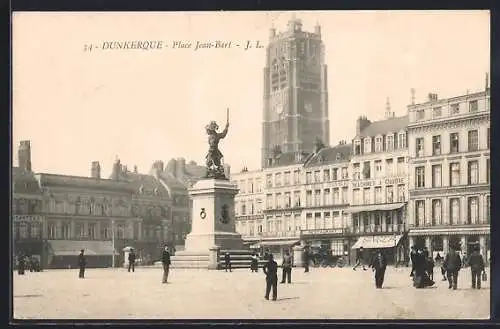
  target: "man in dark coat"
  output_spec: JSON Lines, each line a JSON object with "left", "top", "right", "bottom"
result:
{"left": 370, "top": 249, "right": 387, "bottom": 288}
{"left": 128, "top": 249, "right": 136, "bottom": 272}
{"left": 17, "top": 253, "right": 26, "bottom": 275}
{"left": 444, "top": 245, "right": 462, "bottom": 290}
{"left": 468, "top": 246, "right": 485, "bottom": 289}
{"left": 162, "top": 246, "right": 171, "bottom": 284}
{"left": 224, "top": 252, "right": 232, "bottom": 272}
{"left": 435, "top": 252, "right": 447, "bottom": 281}
{"left": 263, "top": 254, "right": 278, "bottom": 301}
{"left": 409, "top": 246, "right": 417, "bottom": 277}
{"left": 303, "top": 247, "right": 310, "bottom": 273}
{"left": 280, "top": 250, "right": 292, "bottom": 284}
{"left": 353, "top": 246, "right": 367, "bottom": 271}
{"left": 78, "top": 249, "right": 86, "bottom": 279}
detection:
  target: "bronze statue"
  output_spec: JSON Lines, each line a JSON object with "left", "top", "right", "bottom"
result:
{"left": 205, "top": 109, "right": 229, "bottom": 179}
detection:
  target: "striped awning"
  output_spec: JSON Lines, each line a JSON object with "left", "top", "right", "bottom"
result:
{"left": 351, "top": 235, "right": 403, "bottom": 249}
{"left": 48, "top": 240, "right": 119, "bottom": 256}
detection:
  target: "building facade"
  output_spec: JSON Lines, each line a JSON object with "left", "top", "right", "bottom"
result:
{"left": 407, "top": 89, "right": 490, "bottom": 261}
{"left": 346, "top": 107, "right": 410, "bottom": 264}
{"left": 261, "top": 18, "right": 330, "bottom": 168}
{"left": 11, "top": 141, "right": 201, "bottom": 268}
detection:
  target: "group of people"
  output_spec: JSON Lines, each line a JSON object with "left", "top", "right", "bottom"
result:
{"left": 16, "top": 253, "right": 42, "bottom": 275}
{"left": 409, "top": 246, "right": 435, "bottom": 288}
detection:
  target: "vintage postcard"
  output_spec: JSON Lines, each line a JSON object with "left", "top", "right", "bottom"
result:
{"left": 12, "top": 10, "right": 490, "bottom": 320}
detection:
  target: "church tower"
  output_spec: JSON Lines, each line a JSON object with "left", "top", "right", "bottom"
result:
{"left": 261, "top": 18, "right": 329, "bottom": 168}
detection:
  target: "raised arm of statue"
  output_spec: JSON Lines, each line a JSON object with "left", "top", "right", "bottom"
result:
{"left": 218, "top": 123, "right": 229, "bottom": 139}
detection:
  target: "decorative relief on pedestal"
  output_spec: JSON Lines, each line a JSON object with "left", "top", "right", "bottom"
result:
{"left": 200, "top": 208, "right": 207, "bottom": 219}
{"left": 220, "top": 204, "right": 230, "bottom": 224}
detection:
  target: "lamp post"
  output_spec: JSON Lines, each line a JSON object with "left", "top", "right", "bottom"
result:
{"left": 111, "top": 219, "right": 115, "bottom": 268}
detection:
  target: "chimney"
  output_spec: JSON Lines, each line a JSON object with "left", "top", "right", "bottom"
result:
{"left": 18, "top": 140, "right": 32, "bottom": 172}
{"left": 91, "top": 161, "right": 101, "bottom": 179}
{"left": 133, "top": 165, "right": 138, "bottom": 173}
{"left": 428, "top": 93, "right": 438, "bottom": 102}
{"left": 410, "top": 88, "right": 416, "bottom": 105}
{"left": 314, "top": 21, "right": 321, "bottom": 37}
{"left": 269, "top": 25, "right": 276, "bottom": 39}
{"left": 176, "top": 158, "right": 186, "bottom": 180}
{"left": 112, "top": 158, "right": 122, "bottom": 180}
{"left": 356, "top": 116, "right": 371, "bottom": 136}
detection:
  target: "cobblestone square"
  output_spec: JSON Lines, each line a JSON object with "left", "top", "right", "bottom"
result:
{"left": 13, "top": 266, "right": 490, "bottom": 320}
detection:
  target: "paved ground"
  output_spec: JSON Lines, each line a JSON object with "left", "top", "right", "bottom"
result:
{"left": 13, "top": 266, "right": 490, "bottom": 320}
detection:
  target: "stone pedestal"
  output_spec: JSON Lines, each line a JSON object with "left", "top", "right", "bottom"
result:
{"left": 171, "top": 179, "right": 245, "bottom": 269}
{"left": 208, "top": 246, "right": 220, "bottom": 270}
{"left": 293, "top": 245, "right": 304, "bottom": 267}
{"left": 184, "top": 179, "right": 243, "bottom": 252}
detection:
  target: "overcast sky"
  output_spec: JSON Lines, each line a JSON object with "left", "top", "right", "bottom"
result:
{"left": 12, "top": 10, "right": 490, "bottom": 178}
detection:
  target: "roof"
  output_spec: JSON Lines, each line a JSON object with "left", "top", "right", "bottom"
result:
{"left": 266, "top": 151, "right": 310, "bottom": 168}
{"left": 12, "top": 167, "right": 41, "bottom": 195}
{"left": 115, "top": 171, "right": 169, "bottom": 197}
{"left": 36, "top": 173, "right": 135, "bottom": 193}
{"left": 304, "top": 143, "right": 352, "bottom": 168}
{"left": 159, "top": 172, "right": 188, "bottom": 192}
{"left": 359, "top": 115, "right": 408, "bottom": 138}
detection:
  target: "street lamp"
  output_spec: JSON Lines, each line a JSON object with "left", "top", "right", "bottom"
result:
{"left": 111, "top": 219, "right": 115, "bottom": 268}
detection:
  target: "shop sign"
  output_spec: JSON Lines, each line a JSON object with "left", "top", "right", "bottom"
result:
{"left": 302, "top": 228, "right": 343, "bottom": 236}
{"left": 352, "top": 177, "right": 406, "bottom": 189}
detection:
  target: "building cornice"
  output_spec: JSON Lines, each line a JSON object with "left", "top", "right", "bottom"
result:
{"left": 410, "top": 184, "right": 490, "bottom": 197}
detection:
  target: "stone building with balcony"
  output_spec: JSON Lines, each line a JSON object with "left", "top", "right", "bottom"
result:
{"left": 407, "top": 84, "right": 490, "bottom": 262}
{"left": 300, "top": 140, "right": 352, "bottom": 259}
{"left": 345, "top": 101, "right": 410, "bottom": 265}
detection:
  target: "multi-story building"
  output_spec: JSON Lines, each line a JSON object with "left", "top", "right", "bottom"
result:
{"left": 12, "top": 141, "right": 44, "bottom": 264}
{"left": 346, "top": 104, "right": 410, "bottom": 264}
{"left": 11, "top": 141, "right": 200, "bottom": 268}
{"left": 407, "top": 86, "right": 490, "bottom": 261}
{"left": 261, "top": 18, "right": 329, "bottom": 168}
{"left": 301, "top": 141, "right": 351, "bottom": 258}
{"left": 232, "top": 168, "right": 265, "bottom": 247}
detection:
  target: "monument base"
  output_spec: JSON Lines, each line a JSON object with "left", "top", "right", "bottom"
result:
{"left": 184, "top": 231, "right": 244, "bottom": 253}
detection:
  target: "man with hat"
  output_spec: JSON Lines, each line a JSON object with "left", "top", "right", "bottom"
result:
{"left": 162, "top": 246, "right": 171, "bottom": 284}
{"left": 444, "top": 243, "right": 462, "bottom": 290}
{"left": 78, "top": 249, "right": 86, "bottom": 279}
{"left": 467, "top": 244, "right": 485, "bottom": 289}
{"left": 128, "top": 248, "right": 136, "bottom": 273}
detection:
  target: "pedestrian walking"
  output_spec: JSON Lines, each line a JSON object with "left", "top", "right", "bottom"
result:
{"left": 162, "top": 246, "right": 171, "bottom": 284}
{"left": 263, "top": 254, "right": 278, "bottom": 301}
{"left": 370, "top": 249, "right": 387, "bottom": 288}
{"left": 250, "top": 253, "right": 259, "bottom": 272}
{"left": 444, "top": 245, "right": 462, "bottom": 290}
{"left": 78, "top": 249, "right": 86, "bottom": 279}
{"left": 409, "top": 246, "right": 417, "bottom": 277}
{"left": 434, "top": 252, "right": 447, "bottom": 281}
{"left": 427, "top": 256, "right": 435, "bottom": 281}
{"left": 224, "top": 252, "right": 232, "bottom": 272}
{"left": 468, "top": 246, "right": 485, "bottom": 289}
{"left": 17, "top": 254, "right": 25, "bottom": 275}
{"left": 303, "top": 247, "right": 310, "bottom": 273}
{"left": 353, "top": 246, "right": 367, "bottom": 271}
{"left": 128, "top": 248, "right": 136, "bottom": 272}
{"left": 280, "top": 250, "right": 292, "bottom": 284}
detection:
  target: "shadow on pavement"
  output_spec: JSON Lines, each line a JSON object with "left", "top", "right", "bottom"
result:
{"left": 276, "top": 297, "right": 300, "bottom": 301}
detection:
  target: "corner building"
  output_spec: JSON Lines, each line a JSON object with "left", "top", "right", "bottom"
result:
{"left": 407, "top": 89, "right": 490, "bottom": 261}
{"left": 345, "top": 109, "right": 410, "bottom": 265}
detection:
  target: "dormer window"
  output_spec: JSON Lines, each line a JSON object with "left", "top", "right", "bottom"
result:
{"left": 386, "top": 134, "right": 394, "bottom": 151}
{"left": 375, "top": 136, "right": 383, "bottom": 152}
{"left": 398, "top": 132, "right": 407, "bottom": 149}
{"left": 354, "top": 140, "right": 361, "bottom": 155}
{"left": 364, "top": 138, "right": 371, "bottom": 153}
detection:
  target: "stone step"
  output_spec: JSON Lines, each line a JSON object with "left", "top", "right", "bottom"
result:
{"left": 171, "top": 255, "right": 209, "bottom": 262}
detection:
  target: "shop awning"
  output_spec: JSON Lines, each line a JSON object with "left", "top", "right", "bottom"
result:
{"left": 250, "top": 240, "right": 300, "bottom": 248}
{"left": 351, "top": 235, "right": 403, "bottom": 249}
{"left": 345, "top": 203, "right": 405, "bottom": 214}
{"left": 48, "top": 240, "right": 119, "bottom": 256}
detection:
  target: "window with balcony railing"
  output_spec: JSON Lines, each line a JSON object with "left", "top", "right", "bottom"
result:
{"left": 416, "top": 138, "right": 424, "bottom": 157}
{"left": 432, "top": 199, "right": 442, "bottom": 226}
{"left": 469, "top": 100, "right": 478, "bottom": 112}
{"left": 432, "top": 135, "right": 441, "bottom": 156}
{"left": 415, "top": 200, "right": 425, "bottom": 227}
{"left": 449, "top": 198, "right": 460, "bottom": 225}
{"left": 415, "top": 166, "right": 425, "bottom": 188}
{"left": 468, "top": 161, "right": 479, "bottom": 185}
{"left": 468, "top": 130, "right": 478, "bottom": 151}
{"left": 450, "top": 163, "right": 460, "bottom": 186}
{"left": 432, "top": 164, "right": 442, "bottom": 188}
